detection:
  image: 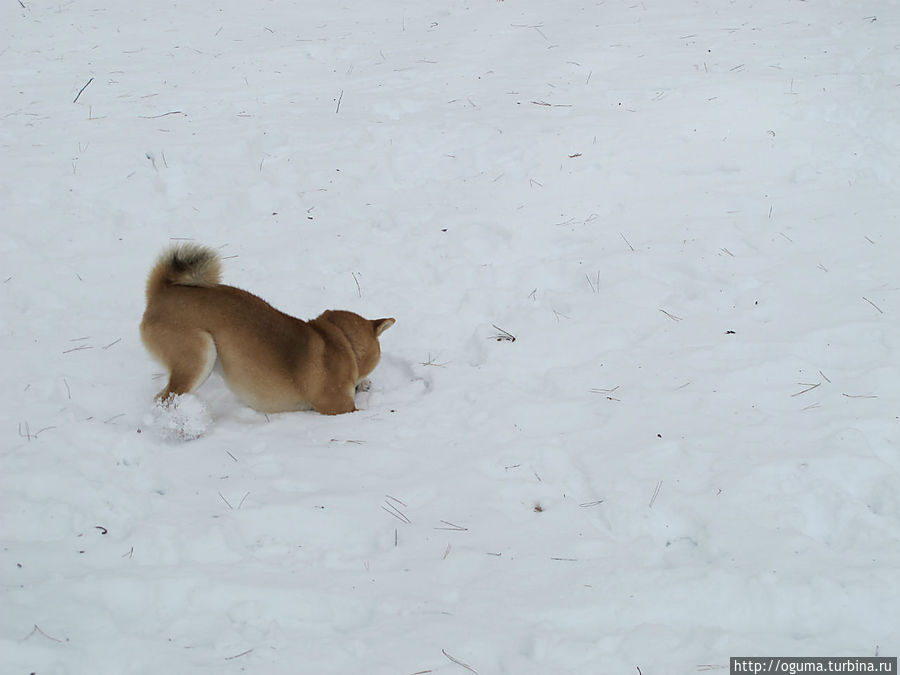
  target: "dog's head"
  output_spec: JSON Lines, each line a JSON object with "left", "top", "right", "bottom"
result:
{"left": 321, "top": 311, "right": 395, "bottom": 378}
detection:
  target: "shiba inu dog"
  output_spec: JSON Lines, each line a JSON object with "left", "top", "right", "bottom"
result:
{"left": 140, "top": 243, "right": 394, "bottom": 414}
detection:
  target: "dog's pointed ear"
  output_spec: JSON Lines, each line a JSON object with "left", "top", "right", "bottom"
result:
{"left": 373, "top": 317, "right": 395, "bottom": 336}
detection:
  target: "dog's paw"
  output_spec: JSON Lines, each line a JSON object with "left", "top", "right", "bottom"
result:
{"left": 146, "top": 394, "right": 211, "bottom": 441}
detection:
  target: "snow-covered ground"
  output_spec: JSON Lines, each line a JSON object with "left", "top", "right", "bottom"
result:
{"left": 3, "top": 0, "right": 899, "bottom": 672}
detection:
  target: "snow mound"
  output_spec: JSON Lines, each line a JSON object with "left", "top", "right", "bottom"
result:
{"left": 146, "top": 394, "right": 212, "bottom": 441}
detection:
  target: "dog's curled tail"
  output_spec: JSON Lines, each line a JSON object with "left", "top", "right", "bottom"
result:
{"left": 146, "top": 243, "right": 222, "bottom": 298}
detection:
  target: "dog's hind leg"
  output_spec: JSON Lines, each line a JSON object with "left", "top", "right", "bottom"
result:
{"left": 146, "top": 329, "right": 217, "bottom": 403}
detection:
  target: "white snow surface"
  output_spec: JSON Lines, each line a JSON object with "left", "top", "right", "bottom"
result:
{"left": 3, "top": 0, "right": 899, "bottom": 672}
